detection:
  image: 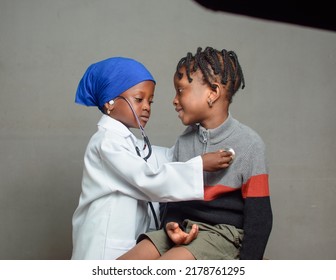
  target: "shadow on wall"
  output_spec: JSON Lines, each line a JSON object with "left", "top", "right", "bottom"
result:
{"left": 192, "top": 0, "right": 336, "bottom": 32}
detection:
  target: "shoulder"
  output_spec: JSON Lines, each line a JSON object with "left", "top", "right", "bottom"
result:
{"left": 235, "top": 119, "right": 265, "bottom": 146}
{"left": 230, "top": 119, "right": 267, "bottom": 160}
{"left": 87, "top": 124, "right": 135, "bottom": 155}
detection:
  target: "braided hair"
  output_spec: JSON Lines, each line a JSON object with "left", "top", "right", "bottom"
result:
{"left": 176, "top": 47, "right": 245, "bottom": 103}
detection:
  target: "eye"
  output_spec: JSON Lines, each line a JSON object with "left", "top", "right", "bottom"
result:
{"left": 176, "top": 88, "right": 183, "bottom": 95}
{"left": 134, "top": 97, "right": 143, "bottom": 103}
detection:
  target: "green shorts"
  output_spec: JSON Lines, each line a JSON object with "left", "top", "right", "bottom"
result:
{"left": 138, "top": 219, "right": 244, "bottom": 260}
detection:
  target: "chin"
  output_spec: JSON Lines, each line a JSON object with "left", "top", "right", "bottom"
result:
{"left": 140, "top": 121, "right": 148, "bottom": 128}
{"left": 181, "top": 119, "right": 191, "bottom": 126}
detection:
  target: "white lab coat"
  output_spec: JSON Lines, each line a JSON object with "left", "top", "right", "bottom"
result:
{"left": 71, "top": 115, "right": 204, "bottom": 259}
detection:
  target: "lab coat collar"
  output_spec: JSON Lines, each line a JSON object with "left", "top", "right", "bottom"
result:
{"left": 97, "top": 115, "right": 136, "bottom": 140}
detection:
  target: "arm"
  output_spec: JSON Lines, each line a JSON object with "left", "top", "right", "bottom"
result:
{"left": 240, "top": 196, "right": 273, "bottom": 259}
{"left": 150, "top": 145, "right": 233, "bottom": 171}
{"left": 98, "top": 135, "right": 232, "bottom": 203}
{"left": 148, "top": 145, "right": 174, "bottom": 166}
{"left": 239, "top": 140, "right": 273, "bottom": 260}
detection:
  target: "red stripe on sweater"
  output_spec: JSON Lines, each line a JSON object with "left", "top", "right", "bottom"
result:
{"left": 241, "top": 174, "right": 269, "bottom": 198}
{"left": 204, "top": 185, "right": 237, "bottom": 201}
{"left": 203, "top": 174, "right": 269, "bottom": 201}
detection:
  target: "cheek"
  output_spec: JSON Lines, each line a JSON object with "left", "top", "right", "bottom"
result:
{"left": 186, "top": 98, "right": 206, "bottom": 111}
{"left": 117, "top": 105, "right": 136, "bottom": 123}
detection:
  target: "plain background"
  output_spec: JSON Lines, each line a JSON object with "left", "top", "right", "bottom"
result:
{"left": 0, "top": 0, "right": 335, "bottom": 260}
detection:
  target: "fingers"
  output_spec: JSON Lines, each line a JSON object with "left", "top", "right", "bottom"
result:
{"left": 166, "top": 223, "right": 199, "bottom": 245}
{"left": 191, "top": 224, "right": 199, "bottom": 236}
{"left": 226, "top": 148, "right": 235, "bottom": 163}
{"left": 218, "top": 149, "right": 235, "bottom": 158}
{"left": 166, "top": 222, "right": 179, "bottom": 231}
{"left": 183, "top": 224, "right": 199, "bottom": 244}
{"left": 216, "top": 152, "right": 232, "bottom": 166}
{"left": 217, "top": 149, "right": 235, "bottom": 165}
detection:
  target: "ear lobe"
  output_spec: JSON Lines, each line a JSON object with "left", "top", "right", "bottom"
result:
{"left": 104, "top": 101, "right": 114, "bottom": 115}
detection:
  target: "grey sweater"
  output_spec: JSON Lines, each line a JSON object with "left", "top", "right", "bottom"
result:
{"left": 161, "top": 115, "right": 273, "bottom": 259}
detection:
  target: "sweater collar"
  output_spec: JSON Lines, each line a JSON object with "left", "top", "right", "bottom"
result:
{"left": 197, "top": 113, "right": 236, "bottom": 145}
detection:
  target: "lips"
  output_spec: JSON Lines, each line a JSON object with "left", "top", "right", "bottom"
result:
{"left": 175, "top": 107, "right": 183, "bottom": 118}
{"left": 140, "top": 115, "right": 150, "bottom": 122}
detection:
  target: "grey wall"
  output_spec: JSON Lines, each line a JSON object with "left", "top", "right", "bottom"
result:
{"left": 0, "top": 0, "right": 335, "bottom": 260}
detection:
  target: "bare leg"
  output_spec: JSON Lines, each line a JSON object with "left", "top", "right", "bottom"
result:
{"left": 117, "top": 239, "right": 160, "bottom": 260}
{"left": 159, "top": 246, "right": 195, "bottom": 260}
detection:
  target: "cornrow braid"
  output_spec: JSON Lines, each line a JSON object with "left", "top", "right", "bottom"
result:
{"left": 228, "top": 51, "right": 245, "bottom": 90}
{"left": 198, "top": 52, "right": 217, "bottom": 90}
{"left": 220, "top": 50, "right": 229, "bottom": 91}
{"left": 192, "top": 47, "right": 202, "bottom": 72}
{"left": 176, "top": 47, "right": 245, "bottom": 103}
{"left": 185, "top": 52, "right": 194, "bottom": 83}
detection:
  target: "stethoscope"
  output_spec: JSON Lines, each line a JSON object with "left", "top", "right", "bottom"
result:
{"left": 110, "top": 96, "right": 159, "bottom": 229}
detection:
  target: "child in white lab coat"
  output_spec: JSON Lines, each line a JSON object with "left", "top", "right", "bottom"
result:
{"left": 71, "top": 57, "right": 233, "bottom": 259}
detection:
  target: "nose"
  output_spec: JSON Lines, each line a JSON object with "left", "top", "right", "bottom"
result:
{"left": 173, "top": 94, "right": 178, "bottom": 106}
{"left": 143, "top": 100, "right": 151, "bottom": 112}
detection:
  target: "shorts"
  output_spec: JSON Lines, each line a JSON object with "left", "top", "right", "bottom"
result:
{"left": 137, "top": 219, "right": 244, "bottom": 260}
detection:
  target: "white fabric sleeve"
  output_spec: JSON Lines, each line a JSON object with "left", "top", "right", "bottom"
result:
{"left": 99, "top": 138, "right": 204, "bottom": 202}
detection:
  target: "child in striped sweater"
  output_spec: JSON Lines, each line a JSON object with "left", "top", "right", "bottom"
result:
{"left": 118, "top": 47, "right": 272, "bottom": 260}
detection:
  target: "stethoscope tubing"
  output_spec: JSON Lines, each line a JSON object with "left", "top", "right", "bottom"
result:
{"left": 115, "top": 96, "right": 152, "bottom": 160}
{"left": 114, "top": 96, "right": 159, "bottom": 229}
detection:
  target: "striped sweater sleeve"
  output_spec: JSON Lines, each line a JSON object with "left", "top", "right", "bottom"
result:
{"left": 239, "top": 139, "right": 273, "bottom": 260}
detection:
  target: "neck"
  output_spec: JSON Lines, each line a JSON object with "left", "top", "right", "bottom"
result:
{"left": 200, "top": 110, "right": 229, "bottom": 129}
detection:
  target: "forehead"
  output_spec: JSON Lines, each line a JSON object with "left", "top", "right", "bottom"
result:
{"left": 123, "top": 80, "right": 155, "bottom": 96}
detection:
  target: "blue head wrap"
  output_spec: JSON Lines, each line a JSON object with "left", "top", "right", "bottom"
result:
{"left": 75, "top": 57, "right": 155, "bottom": 112}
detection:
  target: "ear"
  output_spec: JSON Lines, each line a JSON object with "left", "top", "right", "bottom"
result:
{"left": 207, "top": 83, "right": 221, "bottom": 104}
{"left": 103, "top": 101, "right": 115, "bottom": 115}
